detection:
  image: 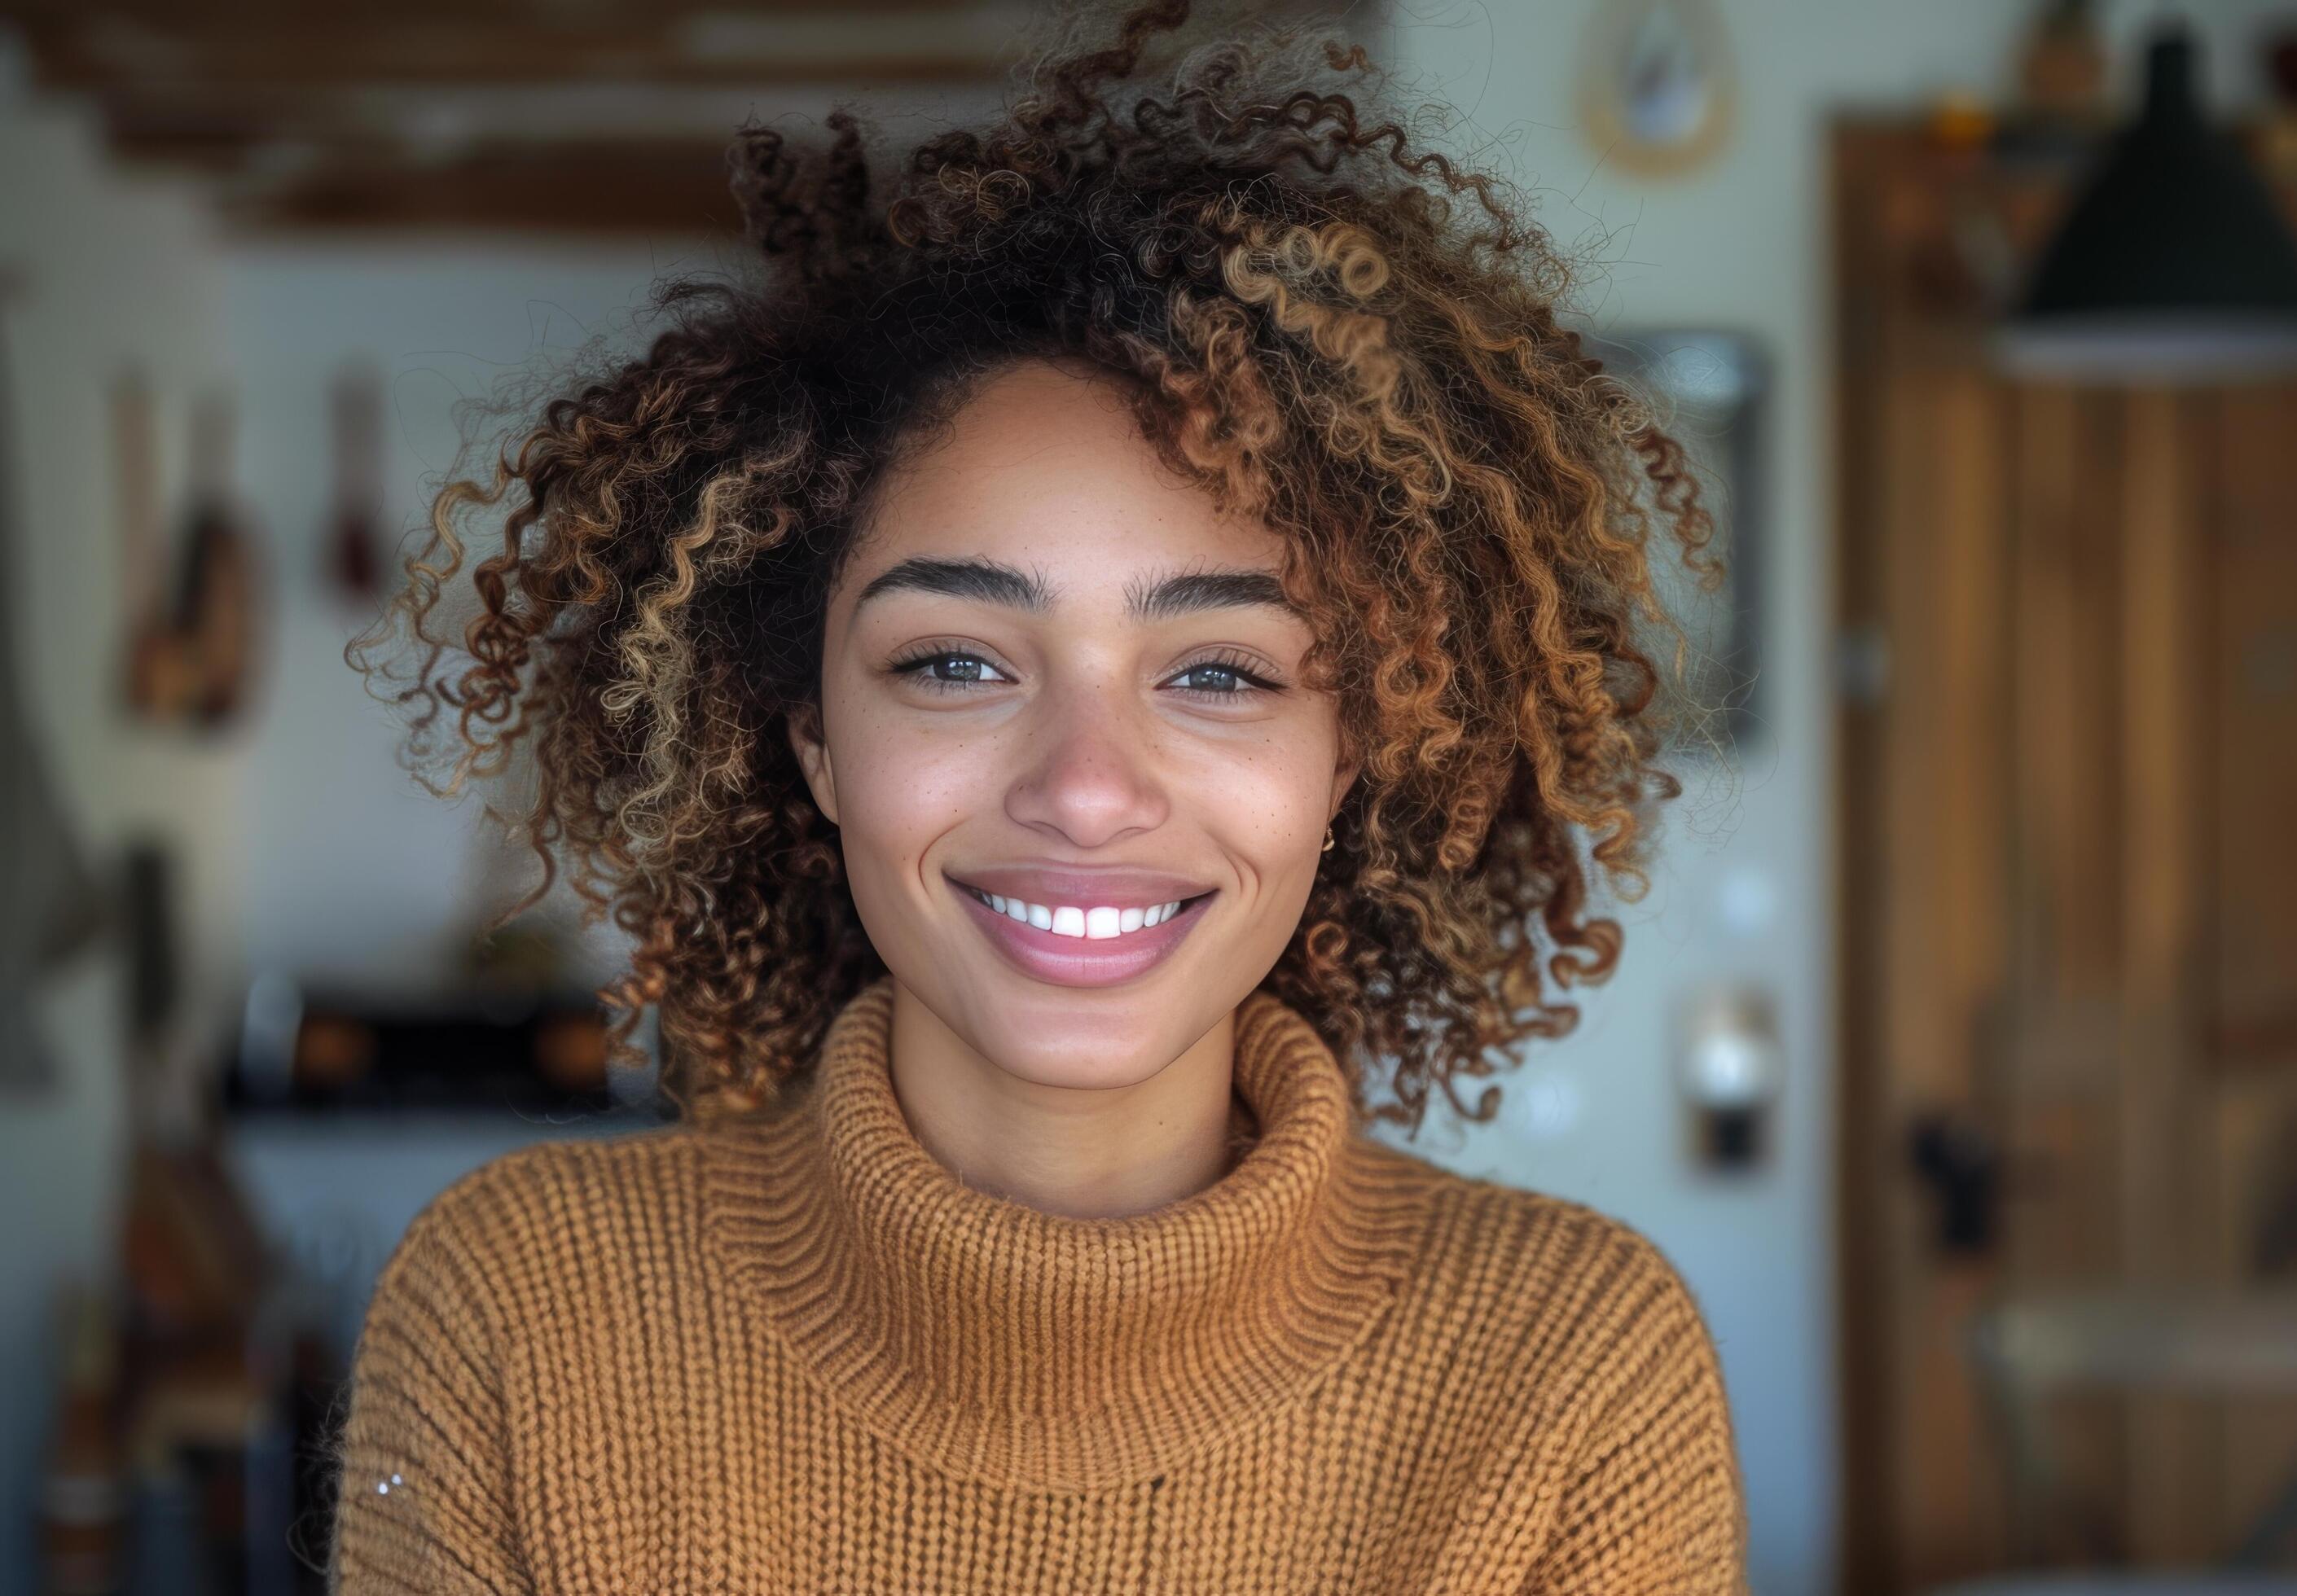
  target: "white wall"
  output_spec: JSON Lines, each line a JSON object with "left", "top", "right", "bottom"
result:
{"left": 0, "top": 41, "right": 238, "bottom": 1595}
{"left": 1376, "top": 4, "right": 2294, "bottom": 1594}
{"left": 222, "top": 243, "right": 698, "bottom": 993}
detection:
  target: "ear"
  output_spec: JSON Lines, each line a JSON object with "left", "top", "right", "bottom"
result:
{"left": 785, "top": 703, "right": 841, "bottom": 828}
{"left": 1328, "top": 746, "right": 1359, "bottom": 824}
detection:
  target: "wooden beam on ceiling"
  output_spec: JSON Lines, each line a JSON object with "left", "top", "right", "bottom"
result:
{"left": 9, "top": 11, "right": 1017, "bottom": 90}
{"left": 213, "top": 138, "right": 750, "bottom": 237}
{"left": 0, "top": 0, "right": 959, "bottom": 20}
{"left": 0, "top": 0, "right": 1359, "bottom": 234}
{"left": 99, "top": 79, "right": 1010, "bottom": 169}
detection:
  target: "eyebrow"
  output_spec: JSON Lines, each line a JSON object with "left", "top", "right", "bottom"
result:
{"left": 850, "top": 555, "right": 1303, "bottom": 624}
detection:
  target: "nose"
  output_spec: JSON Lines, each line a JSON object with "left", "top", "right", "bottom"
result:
{"left": 1004, "top": 675, "right": 1170, "bottom": 850}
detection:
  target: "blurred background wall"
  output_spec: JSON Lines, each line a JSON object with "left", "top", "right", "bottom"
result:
{"left": 1, "top": 43, "right": 245, "bottom": 1596}
{"left": 4, "top": 3, "right": 2295, "bottom": 1594}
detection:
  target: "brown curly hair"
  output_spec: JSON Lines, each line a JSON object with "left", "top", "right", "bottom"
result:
{"left": 345, "top": 0, "right": 1726, "bottom": 1140}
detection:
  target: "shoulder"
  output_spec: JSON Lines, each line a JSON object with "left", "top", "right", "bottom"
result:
{"left": 1352, "top": 1136, "right": 1725, "bottom": 1418}
{"left": 394, "top": 1118, "right": 705, "bottom": 1242}
{"left": 1354, "top": 1132, "right": 1702, "bottom": 1300}
{"left": 369, "top": 1120, "right": 713, "bottom": 1332}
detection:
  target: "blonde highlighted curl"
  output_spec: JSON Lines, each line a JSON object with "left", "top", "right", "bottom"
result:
{"left": 346, "top": 0, "right": 1728, "bottom": 1139}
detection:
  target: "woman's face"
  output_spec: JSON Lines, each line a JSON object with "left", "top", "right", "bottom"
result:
{"left": 790, "top": 357, "right": 1357, "bottom": 1089}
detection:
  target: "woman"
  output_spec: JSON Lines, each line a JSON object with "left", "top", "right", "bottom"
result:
{"left": 326, "top": 2, "right": 1748, "bottom": 1589}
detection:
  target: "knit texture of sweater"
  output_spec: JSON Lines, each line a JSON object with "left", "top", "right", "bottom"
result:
{"left": 326, "top": 973, "right": 1749, "bottom": 1594}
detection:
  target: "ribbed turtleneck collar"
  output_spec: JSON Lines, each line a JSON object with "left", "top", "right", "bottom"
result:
{"left": 699, "top": 973, "right": 1425, "bottom": 1493}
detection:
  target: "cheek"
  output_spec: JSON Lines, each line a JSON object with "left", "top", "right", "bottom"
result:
{"left": 1189, "top": 736, "right": 1339, "bottom": 874}
{"left": 822, "top": 710, "right": 979, "bottom": 888}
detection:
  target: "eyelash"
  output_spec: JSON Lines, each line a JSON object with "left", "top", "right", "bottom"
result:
{"left": 885, "top": 644, "right": 1286, "bottom": 703}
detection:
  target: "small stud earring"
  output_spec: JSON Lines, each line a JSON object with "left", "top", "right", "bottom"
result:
{"left": 1321, "top": 825, "right": 1336, "bottom": 853}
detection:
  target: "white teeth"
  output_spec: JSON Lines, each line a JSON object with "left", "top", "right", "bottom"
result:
{"left": 969, "top": 888, "right": 1188, "bottom": 938}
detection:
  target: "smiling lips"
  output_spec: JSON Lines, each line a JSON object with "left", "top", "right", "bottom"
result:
{"left": 956, "top": 884, "right": 1195, "bottom": 937}
{"left": 948, "top": 868, "right": 1217, "bottom": 986}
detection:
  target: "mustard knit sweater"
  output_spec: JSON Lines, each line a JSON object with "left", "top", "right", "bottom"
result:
{"left": 326, "top": 974, "right": 1749, "bottom": 1594}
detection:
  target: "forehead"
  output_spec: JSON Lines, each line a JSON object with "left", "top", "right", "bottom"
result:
{"left": 848, "top": 361, "right": 1289, "bottom": 606}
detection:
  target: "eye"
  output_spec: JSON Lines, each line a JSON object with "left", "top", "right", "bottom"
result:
{"left": 883, "top": 644, "right": 1288, "bottom": 702}
{"left": 885, "top": 647, "right": 1013, "bottom": 694}
{"left": 1164, "top": 651, "right": 1286, "bottom": 702}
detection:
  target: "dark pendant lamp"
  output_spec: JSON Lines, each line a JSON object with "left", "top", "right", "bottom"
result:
{"left": 1996, "top": 20, "right": 2297, "bottom": 383}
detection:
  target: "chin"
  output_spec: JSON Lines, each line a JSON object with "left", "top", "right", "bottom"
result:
{"left": 944, "top": 962, "right": 1219, "bottom": 1080}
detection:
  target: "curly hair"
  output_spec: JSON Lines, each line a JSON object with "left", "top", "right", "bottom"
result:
{"left": 345, "top": 0, "right": 1727, "bottom": 1141}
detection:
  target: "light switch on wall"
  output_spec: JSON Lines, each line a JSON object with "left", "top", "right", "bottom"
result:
{"left": 1675, "top": 982, "right": 1784, "bottom": 1172}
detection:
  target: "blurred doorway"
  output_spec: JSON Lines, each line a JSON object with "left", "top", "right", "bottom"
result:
{"left": 1832, "top": 118, "right": 2297, "bottom": 1593}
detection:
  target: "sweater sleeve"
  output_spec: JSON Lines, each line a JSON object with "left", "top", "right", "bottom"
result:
{"left": 1525, "top": 1231, "right": 1750, "bottom": 1595}
{"left": 326, "top": 1184, "right": 533, "bottom": 1595}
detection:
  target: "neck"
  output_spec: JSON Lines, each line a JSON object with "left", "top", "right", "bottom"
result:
{"left": 698, "top": 972, "right": 1424, "bottom": 1492}
{"left": 885, "top": 979, "right": 1255, "bottom": 1220}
